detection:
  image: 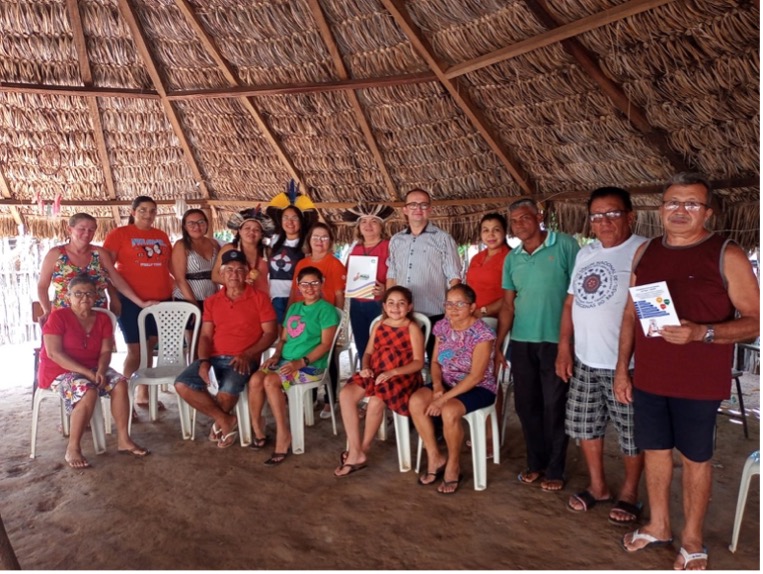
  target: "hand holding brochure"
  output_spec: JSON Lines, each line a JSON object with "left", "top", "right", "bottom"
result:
{"left": 346, "top": 255, "right": 378, "bottom": 299}
{"left": 628, "top": 281, "right": 680, "bottom": 337}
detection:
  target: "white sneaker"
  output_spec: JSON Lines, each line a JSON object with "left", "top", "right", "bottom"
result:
{"left": 319, "top": 404, "right": 335, "bottom": 419}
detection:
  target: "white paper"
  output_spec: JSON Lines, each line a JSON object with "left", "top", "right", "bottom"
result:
{"left": 345, "top": 255, "right": 378, "bottom": 299}
{"left": 628, "top": 281, "right": 681, "bottom": 337}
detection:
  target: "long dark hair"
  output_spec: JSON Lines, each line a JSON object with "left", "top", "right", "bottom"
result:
{"left": 271, "top": 206, "right": 307, "bottom": 254}
{"left": 128, "top": 196, "right": 157, "bottom": 225}
{"left": 180, "top": 208, "right": 208, "bottom": 251}
{"left": 479, "top": 212, "right": 509, "bottom": 247}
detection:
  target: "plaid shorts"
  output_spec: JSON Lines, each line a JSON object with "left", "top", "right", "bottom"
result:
{"left": 564, "top": 360, "right": 638, "bottom": 456}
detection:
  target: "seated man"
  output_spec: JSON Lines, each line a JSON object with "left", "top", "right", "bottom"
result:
{"left": 174, "top": 250, "right": 277, "bottom": 448}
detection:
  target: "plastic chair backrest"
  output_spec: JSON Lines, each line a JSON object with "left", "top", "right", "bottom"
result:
{"left": 136, "top": 302, "right": 201, "bottom": 370}
{"left": 93, "top": 307, "right": 117, "bottom": 332}
{"left": 412, "top": 312, "right": 431, "bottom": 343}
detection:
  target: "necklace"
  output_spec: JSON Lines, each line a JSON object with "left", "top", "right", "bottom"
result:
{"left": 362, "top": 240, "right": 381, "bottom": 256}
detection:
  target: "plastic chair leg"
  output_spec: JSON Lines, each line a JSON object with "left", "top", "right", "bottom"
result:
{"left": 176, "top": 394, "right": 193, "bottom": 440}
{"left": 729, "top": 451, "right": 760, "bottom": 552}
{"left": 288, "top": 385, "right": 307, "bottom": 455}
{"left": 237, "top": 386, "right": 252, "bottom": 447}
{"left": 392, "top": 412, "right": 411, "bottom": 472}
{"left": 102, "top": 396, "right": 112, "bottom": 435}
{"left": 30, "top": 389, "right": 45, "bottom": 459}
{"left": 90, "top": 399, "right": 107, "bottom": 455}
{"left": 733, "top": 375, "right": 749, "bottom": 439}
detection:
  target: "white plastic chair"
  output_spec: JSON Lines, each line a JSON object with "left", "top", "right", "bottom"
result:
{"left": 414, "top": 325, "right": 508, "bottom": 491}
{"left": 184, "top": 367, "right": 252, "bottom": 447}
{"left": 288, "top": 307, "right": 342, "bottom": 455}
{"left": 127, "top": 302, "right": 201, "bottom": 437}
{"left": 729, "top": 450, "right": 760, "bottom": 552}
{"left": 334, "top": 311, "right": 357, "bottom": 380}
{"left": 30, "top": 308, "right": 118, "bottom": 459}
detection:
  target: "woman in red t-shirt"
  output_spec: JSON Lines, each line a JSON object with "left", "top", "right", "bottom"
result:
{"left": 39, "top": 275, "right": 150, "bottom": 468}
{"left": 465, "top": 213, "right": 511, "bottom": 319}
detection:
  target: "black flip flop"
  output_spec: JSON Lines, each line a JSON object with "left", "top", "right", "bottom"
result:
{"left": 418, "top": 464, "right": 446, "bottom": 486}
{"left": 567, "top": 490, "right": 613, "bottom": 512}
{"left": 437, "top": 473, "right": 464, "bottom": 495}
{"left": 334, "top": 462, "right": 368, "bottom": 478}
{"left": 264, "top": 451, "right": 289, "bottom": 466}
{"left": 609, "top": 500, "right": 643, "bottom": 526}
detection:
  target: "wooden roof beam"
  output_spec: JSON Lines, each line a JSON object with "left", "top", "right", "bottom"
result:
{"left": 523, "top": 0, "right": 690, "bottom": 172}
{"left": 66, "top": 0, "right": 122, "bottom": 226}
{"left": 0, "top": 171, "right": 24, "bottom": 228}
{"left": 306, "top": 0, "right": 399, "bottom": 202}
{"left": 117, "top": 0, "right": 211, "bottom": 204}
{"left": 445, "top": 0, "right": 675, "bottom": 78}
{"left": 0, "top": 82, "right": 160, "bottom": 99}
{"left": 174, "top": 0, "right": 303, "bottom": 189}
{"left": 380, "top": 0, "right": 535, "bottom": 197}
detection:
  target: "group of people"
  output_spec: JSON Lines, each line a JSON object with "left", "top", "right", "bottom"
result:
{"left": 36, "top": 173, "right": 759, "bottom": 570}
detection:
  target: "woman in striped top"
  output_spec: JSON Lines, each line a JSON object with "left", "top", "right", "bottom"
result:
{"left": 172, "top": 209, "right": 219, "bottom": 309}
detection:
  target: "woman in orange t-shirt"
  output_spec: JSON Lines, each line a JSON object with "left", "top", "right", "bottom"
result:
{"left": 465, "top": 213, "right": 511, "bottom": 319}
{"left": 289, "top": 222, "right": 346, "bottom": 419}
{"left": 104, "top": 196, "right": 172, "bottom": 409}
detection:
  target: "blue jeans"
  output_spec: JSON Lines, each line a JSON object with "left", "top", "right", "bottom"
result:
{"left": 349, "top": 299, "right": 382, "bottom": 357}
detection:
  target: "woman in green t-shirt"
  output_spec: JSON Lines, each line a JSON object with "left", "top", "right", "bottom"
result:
{"left": 248, "top": 266, "right": 339, "bottom": 465}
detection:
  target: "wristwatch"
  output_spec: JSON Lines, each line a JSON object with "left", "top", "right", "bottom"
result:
{"left": 302, "top": 356, "right": 311, "bottom": 366}
{"left": 703, "top": 325, "right": 715, "bottom": 344}
{"left": 480, "top": 306, "right": 488, "bottom": 317}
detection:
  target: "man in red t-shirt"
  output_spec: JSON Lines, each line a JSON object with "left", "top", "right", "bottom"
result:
{"left": 174, "top": 250, "right": 277, "bottom": 448}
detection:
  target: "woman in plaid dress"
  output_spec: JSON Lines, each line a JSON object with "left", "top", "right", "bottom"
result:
{"left": 334, "top": 286, "right": 425, "bottom": 477}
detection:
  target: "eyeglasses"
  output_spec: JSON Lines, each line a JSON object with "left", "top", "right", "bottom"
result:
{"left": 444, "top": 301, "right": 470, "bottom": 309}
{"left": 311, "top": 236, "right": 331, "bottom": 243}
{"left": 282, "top": 216, "right": 300, "bottom": 222}
{"left": 185, "top": 220, "right": 208, "bottom": 228}
{"left": 588, "top": 210, "right": 626, "bottom": 223}
{"left": 298, "top": 280, "right": 321, "bottom": 288}
{"left": 405, "top": 202, "right": 431, "bottom": 211}
{"left": 662, "top": 200, "right": 709, "bottom": 212}
{"left": 71, "top": 291, "right": 97, "bottom": 299}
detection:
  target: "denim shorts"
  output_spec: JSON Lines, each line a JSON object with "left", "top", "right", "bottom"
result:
{"left": 633, "top": 387, "right": 720, "bottom": 463}
{"left": 174, "top": 356, "right": 258, "bottom": 396}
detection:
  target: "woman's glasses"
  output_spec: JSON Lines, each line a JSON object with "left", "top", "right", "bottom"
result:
{"left": 185, "top": 219, "right": 208, "bottom": 228}
{"left": 444, "top": 300, "right": 470, "bottom": 309}
{"left": 71, "top": 291, "right": 97, "bottom": 299}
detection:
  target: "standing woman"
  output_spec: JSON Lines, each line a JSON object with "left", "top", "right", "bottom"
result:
{"left": 341, "top": 204, "right": 395, "bottom": 361}
{"left": 37, "top": 213, "right": 153, "bottom": 324}
{"left": 212, "top": 207, "right": 272, "bottom": 293}
{"left": 172, "top": 208, "right": 219, "bottom": 308}
{"left": 266, "top": 180, "right": 318, "bottom": 325}
{"left": 465, "top": 213, "right": 511, "bottom": 319}
{"left": 104, "top": 196, "right": 173, "bottom": 409}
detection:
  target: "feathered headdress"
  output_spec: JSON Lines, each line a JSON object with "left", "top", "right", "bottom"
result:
{"left": 341, "top": 203, "right": 395, "bottom": 224}
{"left": 266, "top": 180, "right": 318, "bottom": 230}
{"left": 227, "top": 204, "right": 274, "bottom": 236}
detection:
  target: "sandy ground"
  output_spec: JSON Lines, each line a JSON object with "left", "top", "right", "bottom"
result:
{"left": 0, "top": 342, "right": 759, "bottom": 570}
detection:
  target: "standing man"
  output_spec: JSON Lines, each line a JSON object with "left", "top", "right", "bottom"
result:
{"left": 174, "top": 250, "right": 278, "bottom": 448}
{"left": 496, "top": 199, "right": 579, "bottom": 491}
{"left": 555, "top": 187, "right": 647, "bottom": 523}
{"left": 617, "top": 173, "right": 759, "bottom": 569}
{"left": 387, "top": 188, "right": 462, "bottom": 356}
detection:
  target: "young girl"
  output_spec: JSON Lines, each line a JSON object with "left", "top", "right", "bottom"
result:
{"left": 248, "top": 266, "right": 339, "bottom": 466}
{"left": 334, "top": 286, "right": 425, "bottom": 477}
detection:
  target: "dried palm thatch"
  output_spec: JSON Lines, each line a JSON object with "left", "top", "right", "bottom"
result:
{"left": 0, "top": 0, "right": 757, "bottom": 250}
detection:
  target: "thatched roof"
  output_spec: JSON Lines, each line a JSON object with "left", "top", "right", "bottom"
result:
{"left": 0, "top": 0, "right": 759, "bottom": 248}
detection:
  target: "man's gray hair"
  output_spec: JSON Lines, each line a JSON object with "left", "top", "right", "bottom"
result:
{"left": 664, "top": 172, "right": 714, "bottom": 205}
{"left": 509, "top": 198, "right": 539, "bottom": 214}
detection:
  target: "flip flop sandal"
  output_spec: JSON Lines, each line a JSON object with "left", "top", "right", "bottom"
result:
{"left": 567, "top": 490, "right": 613, "bottom": 512}
{"left": 517, "top": 469, "right": 543, "bottom": 485}
{"left": 609, "top": 500, "right": 643, "bottom": 526}
{"left": 334, "top": 462, "right": 368, "bottom": 478}
{"left": 249, "top": 436, "right": 269, "bottom": 450}
{"left": 621, "top": 529, "right": 673, "bottom": 553}
{"left": 418, "top": 464, "right": 446, "bottom": 486}
{"left": 675, "top": 546, "right": 708, "bottom": 570}
{"left": 264, "top": 451, "right": 290, "bottom": 466}
{"left": 437, "top": 474, "right": 464, "bottom": 495}
{"left": 540, "top": 478, "right": 566, "bottom": 492}
{"left": 217, "top": 425, "right": 239, "bottom": 449}
{"left": 209, "top": 423, "right": 222, "bottom": 442}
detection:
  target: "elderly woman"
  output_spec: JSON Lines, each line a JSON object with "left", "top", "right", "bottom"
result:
{"left": 38, "top": 275, "right": 150, "bottom": 468}
{"left": 212, "top": 206, "right": 271, "bottom": 293}
{"left": 37, "top": 212, "right": 152, "bottom": 325}
{"left": 409, "top": 284, "right": 496, "bottom": 494}
{"left": 249, "top": 266, "right": 339, "bottom": 465}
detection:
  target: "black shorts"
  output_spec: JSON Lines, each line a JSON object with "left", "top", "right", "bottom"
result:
{"left": 633, "top": 387, "right": 720, "bottom": 463}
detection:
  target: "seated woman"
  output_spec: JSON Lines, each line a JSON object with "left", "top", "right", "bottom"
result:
{"left": 334, "top": 286, "right": 424, "bottom": 477}
{"left": 409, "top": 284, "right": 496, "bottom": 494}
{"left": 38, "top": 274, "right": 150, "bottom": 469}
{"left": 248, "top": 266, "right": 339, "bottom": 466}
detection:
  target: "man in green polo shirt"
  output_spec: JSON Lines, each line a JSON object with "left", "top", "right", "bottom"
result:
{"left": 496, "top": 199, "right": 579, "bottom": 491}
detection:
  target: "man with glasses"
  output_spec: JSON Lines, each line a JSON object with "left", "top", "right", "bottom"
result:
{"left": 175, "top": 250, "right": 278, "bottom": 448}
{"left": 496, "top": 198, "right": 579, "bottom": 492}
{"left": 555, "top": 187, "right": 647, "bottom": 523}
{"left": 387, "top": 188, "right": 462, "bottom": 357}
{"left": 616, "top": 173, "right": 759, "bottom": 569}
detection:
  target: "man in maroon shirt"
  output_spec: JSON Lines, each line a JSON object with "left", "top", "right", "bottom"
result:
{"left": 615, "top": 173, "right": 759, "bottom": 569}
